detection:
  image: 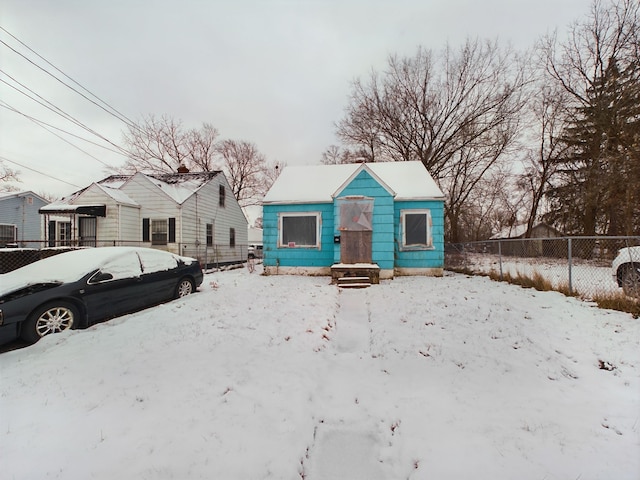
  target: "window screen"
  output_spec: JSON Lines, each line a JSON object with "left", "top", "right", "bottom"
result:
{"left": 282, "top": 215, "right": 317, "bottom": 247}
{"left": 0, "top": 224, "right": 16, "bottom": 246}
{"left": 405, "top": 213, "right": 427, "bottom": 245}
{"left": 206, "top": 223, "right": 213, "bottom": 246}
{"left": 402, "top": 209, "right": 432, "bottom": 248}
{"left": 151, "top": 219, "right": 168, "bottom": 245}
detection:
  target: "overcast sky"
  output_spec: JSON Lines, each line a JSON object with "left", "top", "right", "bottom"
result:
{"left": 1, "top": 0, "right": 592, "bottom": 199}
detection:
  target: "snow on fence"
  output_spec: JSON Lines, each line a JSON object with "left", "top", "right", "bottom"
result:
{"left": 445, "top": 236, "right": 640, "bottom": 299}
{"left": 0, "top": 242, "right": 254, "bottom": 273}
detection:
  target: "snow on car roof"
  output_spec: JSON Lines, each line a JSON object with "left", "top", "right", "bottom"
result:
{"left": 0, "top": 247, "right": 196, "bottom": 297}
{"left": 262, "top": 161, "right": 444, "bottom": 204}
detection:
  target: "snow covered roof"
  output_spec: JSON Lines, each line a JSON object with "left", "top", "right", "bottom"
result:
{"left": 40, "top": 182, "right": 138, "bottom": 214}
{"left": 262, "top": 161, "right": 444, "bottom": 204}
{"left": 490, "top": 223, "right": 562, "bottom": 240}
{"left": 99, "top": 172, "right": 223, "bottom": 205}
{"left": 0, "top": 191, "right": 48, "bottom": 203}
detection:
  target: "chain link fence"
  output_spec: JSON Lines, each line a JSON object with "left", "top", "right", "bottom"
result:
{"left": 445, "top": 236, "right": 640, "bottom": 299}
{"left": 0, "top": 241, "right": 257, "bottom": 274}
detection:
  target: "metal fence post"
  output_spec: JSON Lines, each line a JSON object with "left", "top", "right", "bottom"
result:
{"left": 498, "top": 240, "right": 503, "bottom": 280}
{"left": 567, "top": 237, "right": 573, "bottom": 295}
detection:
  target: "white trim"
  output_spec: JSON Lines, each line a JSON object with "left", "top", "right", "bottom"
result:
{"left": 400, "top": 209, "right": 433, "bottom": 249}
{"left": 277, "top": 211, "right": 321, "bottom": 249}
{"left": 332, "top": 163, "right": 396, "bottom": 199}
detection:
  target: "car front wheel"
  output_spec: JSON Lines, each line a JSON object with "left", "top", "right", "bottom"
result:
{"left": 21, "top": 302, "right": 78, "bottom": 344}
{"left": 620, "top": 264, "right": 640, "bottom": 298}
{"left": 176, "top": 278, "right": 195, "bottom": 298}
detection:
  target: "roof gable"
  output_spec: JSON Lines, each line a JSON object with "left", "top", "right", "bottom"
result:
{"left": 333, "top": 164, "right": 396, "bottom": 199}
{"left": 0, "top": 191, "right": 49, "bottom": 204}
{"left": 262, "top": 161, "right": 444, "bottom": 204}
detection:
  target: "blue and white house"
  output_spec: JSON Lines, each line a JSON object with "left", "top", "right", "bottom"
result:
{"left": 261, "top": 161, "right": 445, "bottom": 281}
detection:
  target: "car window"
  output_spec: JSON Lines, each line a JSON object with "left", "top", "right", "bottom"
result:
{"left": 95, "top": 251, "right": 143, "bottom": 281}
{"left": 136, "top": 249, "right": 179, "bottom": 273}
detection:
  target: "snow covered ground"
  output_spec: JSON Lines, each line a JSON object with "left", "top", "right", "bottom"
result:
{"left": 1, "top": 265, "right": 639, "bottom": 479}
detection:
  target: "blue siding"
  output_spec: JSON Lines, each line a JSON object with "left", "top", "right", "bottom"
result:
{"left": 262, "top": 170, "right": 445, "bottom": 272}
{"left": 0, "top": 194, "right": 47, "bottom": 247}
{"left": 334, "top": 170, "right": 395, "bottom": 270}
{"left": 394, "top": 200, "right": 445, "bottom": 268}
{"left": 263, "top": 203, "right": 335, "bottom": 267}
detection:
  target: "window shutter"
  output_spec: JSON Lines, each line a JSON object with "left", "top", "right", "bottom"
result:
{"left": 142, "top": 218, "right": 150, "bottom": 242}
{"left": 168, "top": 218, "right": 176, "bottom": 243}
{"left": 48, "top": 220, "right": 56, "bottom": 247}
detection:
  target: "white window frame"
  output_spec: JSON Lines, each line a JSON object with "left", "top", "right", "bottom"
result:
{"left": 278, "top": 212, "right": 321, "bottom": 248}
{"left": 0, "top": 224, "right": 17, "bottom": 246}
{"left": 401, "top": 209, "right": 433, "bottom": 249}
{"left": 151, "top": 219, "right": 168, "bottom": 245}
{"left": 58, "top": 221, "right": 72, "bottom": 246}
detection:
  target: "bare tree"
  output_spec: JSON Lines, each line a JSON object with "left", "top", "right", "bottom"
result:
{"left": 516, "top": 83, "right": 570, "bottom": 236}
{"left": 0, "top": 161, "right": 19, "bottom": 190}
{"left": 121, "top": 114, "right": 191, "bottom": 173}
{"left": 320, "top": 145, "right": 367, "bottom": 164}
{"left": 185, "top": 123, "right": 220, "bottom": 172}
{"left": 216, "top": 139, "right": 270, "bottom": 207}
{"left": 337, "top": 39, "right": 529, "bottom": 241}
{"left": 121, "top": 115, "right": 278, "bottom": 207}
{"left": 539, "top": 0, "right": 640, "bottom": 235}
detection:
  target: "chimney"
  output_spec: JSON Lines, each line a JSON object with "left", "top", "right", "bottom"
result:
{"left": 177, "top": 164, "right": 189, "bottom": 173}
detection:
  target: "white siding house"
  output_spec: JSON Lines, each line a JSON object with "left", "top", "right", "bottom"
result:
{"left": 40, "top": 171, "right": 248, "bottom": 266}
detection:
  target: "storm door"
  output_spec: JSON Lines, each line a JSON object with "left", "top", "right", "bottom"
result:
{"left": 79, "top": 217, "right": 97, "bottom": 247}
{"left": 338, "top": 197, "right": 373, "bottom": 264}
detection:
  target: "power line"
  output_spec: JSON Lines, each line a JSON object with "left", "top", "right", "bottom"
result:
{"left": 0, "top": 100, "right": 127, "bottom": 159}
{"left": 0, "top": 155, "right": 83, "bottom": 188}
{"left": 0, "top": 27, "right": 138, "bottom": 130}
{"left": 0, "top": 102, "right": 121, "bottom": 168}
{"left": 0, "top": 72, "right": 131, "bottom": 157}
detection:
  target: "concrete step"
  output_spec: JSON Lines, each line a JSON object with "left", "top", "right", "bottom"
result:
{"left": 338, "top": 283, "right": 371, "bottom": 289}
{"left": 337, "top": 276, "right": 371, "bottom": 288}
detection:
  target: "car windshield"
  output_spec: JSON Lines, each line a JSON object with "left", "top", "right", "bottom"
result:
{"left": 0, "top": 248, "right": 145, "bottom": 297}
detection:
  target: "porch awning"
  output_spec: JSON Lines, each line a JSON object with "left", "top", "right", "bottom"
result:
{"left": 39, "top": 204, "right": 107, "bottom": 217}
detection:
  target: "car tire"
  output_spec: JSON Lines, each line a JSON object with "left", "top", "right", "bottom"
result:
{"left": 21, "top": 302, "right": 78, "bottom": 344}
{"left": 176, "top": 278, "right": 195, "bottom": 298}
{"left": 620, "top": 263, "right": 640, "bottom": 298}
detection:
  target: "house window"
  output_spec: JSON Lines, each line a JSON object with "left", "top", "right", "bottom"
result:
{"left": 143, "top": 218, "right": 175, "bottom": 244}
{"left": 59, "top": 222, "right": 72, "bottom": 246}
{"left": 279, "top": 212, "right": 320, "bottom": 248}
{"left": 151, "top": 219, "right": 168, "bottom": 245}
{"left": 219, "top": 185, "right": 225, "bottom": 207}
{"left": 229, "top": 228, "right": 235, "bottom": 247}
{"left": 206, "top": 223, "right": 213, "bottom": 246}
{"left": 0, "top": 224, "right": 17, "bottom": 246}
{"left": 401, "top": 209, "right": 433, "bottom": 249}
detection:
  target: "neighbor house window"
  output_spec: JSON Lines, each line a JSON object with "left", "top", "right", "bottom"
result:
{"left": 219, "top": 185, "right": 225, "bottom": 207}
{"left": 143, "top": 218, "right": 175, "bottom": 244}
{"left": 229, "top": 228, "right": 235, "bottom": 247}
{"left": 59, "top": 222, "right": 72, "bottom": 246}
{"left": 279, "top": 212, "right": 320, "bottom": 248}
{"left": 401, "top": 209, "right": 433, "bottom": 248}
{"left": 206, "top": 223, "right": 213, "bottom": 246}
{"left": 0, "top": 224, "right": 17, "bottom": 246}
{"left": 151, "top": 219, "right": 168, "bottom": 245}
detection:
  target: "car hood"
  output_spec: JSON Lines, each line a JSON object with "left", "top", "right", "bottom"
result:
{"left": 0, "top": 247, "right": 199, "bottom": 297}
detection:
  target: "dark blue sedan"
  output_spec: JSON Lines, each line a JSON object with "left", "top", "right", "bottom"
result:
{"left": 0, "top": 247, "right": 203, "bottom": 346}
